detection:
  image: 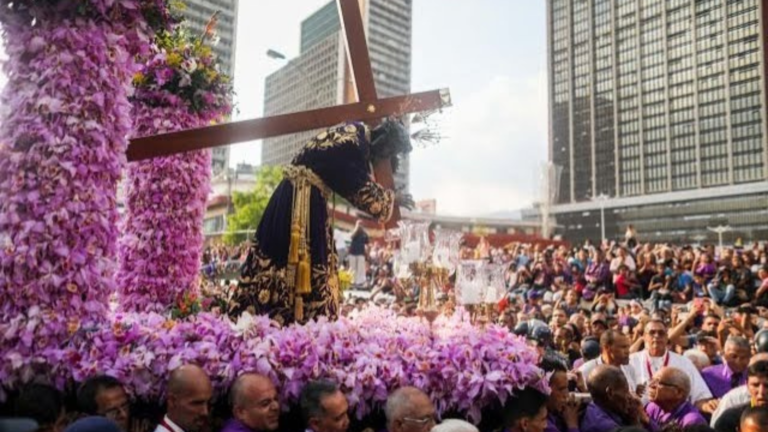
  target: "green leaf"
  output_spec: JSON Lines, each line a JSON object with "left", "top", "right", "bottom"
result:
{"left": 223, "top": 166, "right": 283, "bottom": 245}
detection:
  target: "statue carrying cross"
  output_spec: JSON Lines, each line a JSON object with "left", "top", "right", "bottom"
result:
{"left": 128, "top": 0, "right": 452, "bottom": 325}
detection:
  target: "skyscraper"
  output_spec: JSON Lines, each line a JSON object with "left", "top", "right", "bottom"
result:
{"left": 181, "top": 0, "right": 239, "bottom": 176}
{"left": 262, "top": 0, "right": 413, "bottom": 190}
{"left": 543, "top": 0, "right": 768, "bottom": 243}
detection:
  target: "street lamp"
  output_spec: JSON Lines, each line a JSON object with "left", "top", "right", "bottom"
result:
{"left": 266, "top": 49, "right": 286, "bottom": 60}
{"left": 707, "top": 224, "right": 732, "bottom": 251}
{"left": 594, "top": 193, "right": 609, "bottom": 243}
{"left": 266, "top": 48, "right": 324, "bottom": 108}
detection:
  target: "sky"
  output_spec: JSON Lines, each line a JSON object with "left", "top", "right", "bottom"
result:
{"left": 230, "top": 0, "right": 549, "bottom": 217}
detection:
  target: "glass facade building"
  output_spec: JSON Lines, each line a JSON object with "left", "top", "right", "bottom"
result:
{"left": 544, "top": 0, "right": 768, "bottom": 243}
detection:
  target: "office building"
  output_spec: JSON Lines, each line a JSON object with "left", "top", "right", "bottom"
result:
{"left": 542, "top": 0, "right": 768, "bottom": 243}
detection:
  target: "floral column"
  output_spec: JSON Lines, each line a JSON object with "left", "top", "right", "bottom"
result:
{"left": 117, "top": 26, "right": 233, "bottom": 313}
{"left": 0, "top": 1, "right": 177, "bottom": 386}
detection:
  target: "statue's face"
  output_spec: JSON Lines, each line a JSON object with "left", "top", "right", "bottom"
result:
{"left": 371, "top": 120, "right": 412, "bottom": 164}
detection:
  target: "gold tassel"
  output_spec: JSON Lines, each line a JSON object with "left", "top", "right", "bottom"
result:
{"left": 297, "top": 255, "right": 311, "bottom": 295}
{"left": 288, "top": 223, "right": 300, "bottom": 264}
{"left": 295, "top": 296, "right": 304, "bottom": 322}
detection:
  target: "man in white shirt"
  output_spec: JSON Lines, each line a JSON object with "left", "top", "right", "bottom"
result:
{"left": 609, "top": 246, "right": 636, "bottom": 275}
{"left": 628, "top": 319, "right": 716, "bottom": 413}
{"left": 578, "top": 329, "right": 641, "bottom": 395}
{"left": 154, "top": 365, "right": 213, "bottom": 432}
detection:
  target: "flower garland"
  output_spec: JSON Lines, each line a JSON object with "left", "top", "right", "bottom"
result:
{"left": 0, "top": 0, "right": 178, "bottom": 393}
{"left": 117, "top": 23, "right": 233, "bottom": 313}
{"left": 4, "top": 307, "right": 546, "bottom": 422}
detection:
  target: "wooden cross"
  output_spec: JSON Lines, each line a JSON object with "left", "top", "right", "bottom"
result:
{"left": 127, "top": 0, "right": 451, "bottom": 226}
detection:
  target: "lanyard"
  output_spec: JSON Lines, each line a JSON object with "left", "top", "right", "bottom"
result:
{"left": 645, "top": 351, "right": 670, "bottom": 378}
{"left": 160, "top": 419, "right": 179, "bottom": 432}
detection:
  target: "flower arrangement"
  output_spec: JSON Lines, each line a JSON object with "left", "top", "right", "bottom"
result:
{"left": 0, "top": 0, "right": 183, "bottom": 31}
{"left": 0, "top": 0, "right": 173, "bottom": 386}
{"left": 116, "top": 15, "right": 234, "bottom": 312}
{"left": 0, "top": 307, "right": 546, "bottom": 422}
{"left": 171, "top": 292, "right": 202, "bottom": 320}
{"left": 131, "top": 19, "right": 234, "bottom": 120}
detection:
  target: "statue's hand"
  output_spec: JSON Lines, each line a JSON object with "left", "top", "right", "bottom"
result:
{"left": 395, "top": 187, "right": 414, "bottom": 210}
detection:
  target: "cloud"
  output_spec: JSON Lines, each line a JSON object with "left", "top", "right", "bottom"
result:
{"left": 410, "top": 71, "right": 548, "bottom": 216}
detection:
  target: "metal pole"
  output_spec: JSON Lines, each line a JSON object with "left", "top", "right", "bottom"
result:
{"left": 600, "top": 203, "right": 606, "bottom": 243}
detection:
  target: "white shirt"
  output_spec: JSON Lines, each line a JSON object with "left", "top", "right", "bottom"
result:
{"left": 710, "top": 386, "right": 750, "bottom": 427}
{"left": 629, "top": 350, "right": 713, "bottom": 403}
{"left": 578, "top": 356, "right": 639, "bottom": 392}
{"left": 154, "top": 416, "right": 185, "bottom": 432}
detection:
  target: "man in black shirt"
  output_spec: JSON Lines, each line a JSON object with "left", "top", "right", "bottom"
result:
{"left": 349, "top": 221, "right": 369, "bottom": 288}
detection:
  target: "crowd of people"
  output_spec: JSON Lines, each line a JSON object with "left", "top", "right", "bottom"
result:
{"left": 4, "top": 365, "right": 492, "bottom": 432}
{"left": 12, "top": 228, "right": 768, "bottom": 432}
{"left": 335, "top": 224, "right": 768, "bottom": 432}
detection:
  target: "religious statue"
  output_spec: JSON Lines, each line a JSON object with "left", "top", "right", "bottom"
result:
{"left": 230, "top": 119, "right": 413, "bottom": 324}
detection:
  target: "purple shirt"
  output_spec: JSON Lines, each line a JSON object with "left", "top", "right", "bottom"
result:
{"left": 701, "top": 363, "right": 747, "bottom": 399}
{"left": 695, "top": 263, "right": 716, "bottom": 281}
{"left": 580, "top": 403, "right": 624, "bottom": 432}
{"left": 545, "top": 413, "right": 579, "bottom": 432}
{"left": 573, "top": 358, "right": 585, "bottom": 370}
{"left": 221, "top": 419, "right": 255, "bottom": 432}
{"left": 581, "top": 402, "right": 658, "bottom": 432}
{"left": 585, "top": 262, "right": 610, "bottom": 286}
{"left": 645, "top": 401, "right": 706, "bottom": 428}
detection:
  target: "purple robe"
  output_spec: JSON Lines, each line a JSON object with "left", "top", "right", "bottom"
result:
{"left": 701, "top": 363, "right": 747, "bottom": 399}
{"left": 581, "top": 402, "right": 658, "bottom": 432}
{"left": 545, "top": 413, "right": 579, "bottom": 432}
{"left": 645, "top": 401, "right": 706, "bottom": 428}
{"left": 221, "top": 419, "right": 254, "bottom": 432}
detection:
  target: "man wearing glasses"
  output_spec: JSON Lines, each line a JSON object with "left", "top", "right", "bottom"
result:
{"left": 385, "top": 387, "right": 437, "bottom": 432}
{"left": 222, "top": 374, "right": 281, "bottom": 432}
{"left": 644, "top": 367, "right": 707, "bottom": 428}
{"left": 628, "top": 319, "right": 714, "bottom": 413}
{"left": 77, "top": 375, "right": 132, "bottom": 432}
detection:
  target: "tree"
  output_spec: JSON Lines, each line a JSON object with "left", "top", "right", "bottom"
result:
{"left": 224, "top": 165, "right": 283, "bottom": 245}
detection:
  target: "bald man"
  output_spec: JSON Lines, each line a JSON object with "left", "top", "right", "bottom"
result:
{"left": 222, "top": 374, "right": 280, "bottom": 432}
{"left": 644, "top": 367, "right": 706, "bottom": 428}
{"left": 740, "top": 406, "right": 768, "bottom": 432}
{"left": 581, "top": 365, "right": 653, "bottom": 432}
{"left": 385, "top": 387, "right": 437, "bottom": 432}
{"left": 155, "top": 365, "right": 213, "bottom": 432}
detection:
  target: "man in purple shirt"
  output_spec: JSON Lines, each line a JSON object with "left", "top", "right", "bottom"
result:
{"left": 644, "top": 367, "right": 706, "bottom": 428}
{"left": 221, "top": 373, "right": 280, "bottom": 432}
{"left": 501, "top": 386, "right": 549, "bottom": 432}
{"left": 581, "top": 365, "right": 656, "bottom": 432}
{"left": 540, "top": 357, "right": 580, "bottom": 432}
{"left": 584, "top": 250, "right": 610, "bottom": 295}
{"left": 701, "top": 336, "right": 751, "bottom": 399}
